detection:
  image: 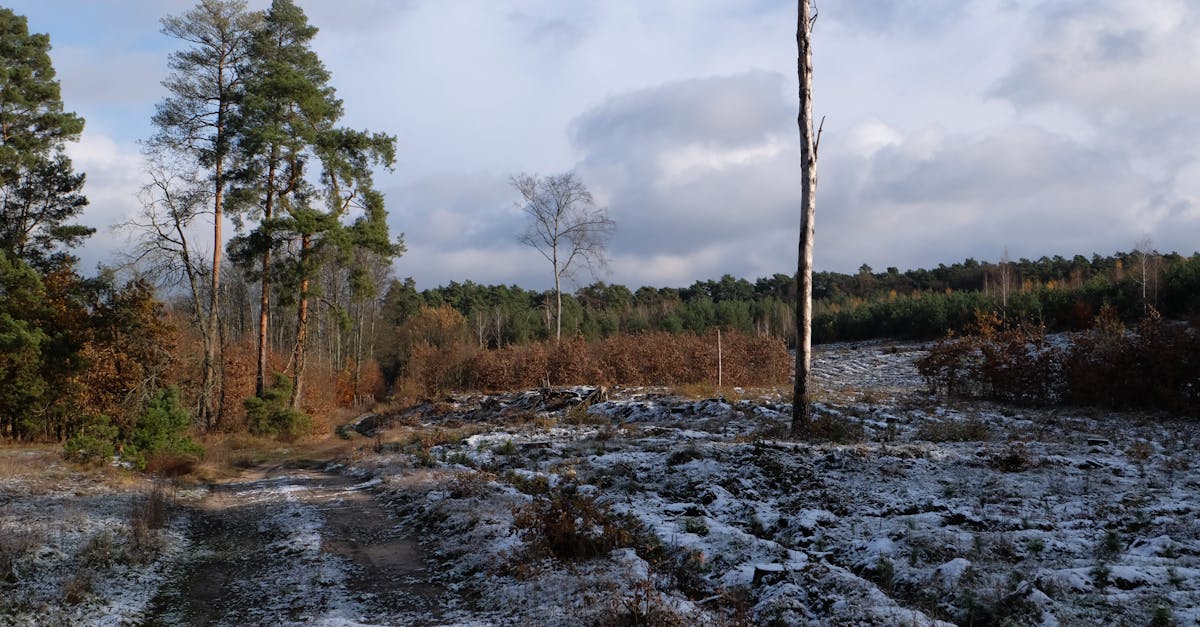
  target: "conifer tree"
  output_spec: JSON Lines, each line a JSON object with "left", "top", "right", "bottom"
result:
{"left": 0, "top": 8, "right": 91, "bottom": 270}
{"left": 151, "top": 0, "right": 260, "bottom": 429}
{"left": 231, "top": 0, "right": 400, "bottom": 409}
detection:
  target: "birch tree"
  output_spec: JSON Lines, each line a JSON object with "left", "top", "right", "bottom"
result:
{"left": 513, "top": 172, "right": 614, "bottom": 342}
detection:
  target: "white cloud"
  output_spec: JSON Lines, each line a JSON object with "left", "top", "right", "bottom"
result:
{"left": 4, "top": 0, "right": 1199, "bottom": 289}
{"left": 64, "top": 132, "right": 147, "bottom": 268}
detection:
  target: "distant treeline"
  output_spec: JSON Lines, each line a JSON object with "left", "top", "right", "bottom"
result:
{"left": 378, "top": 250, "right": 1200, "bottom": 356}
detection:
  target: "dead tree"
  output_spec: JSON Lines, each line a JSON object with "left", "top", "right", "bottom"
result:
{"left": 792, "top": 0, "right": 821, "bottom": 435}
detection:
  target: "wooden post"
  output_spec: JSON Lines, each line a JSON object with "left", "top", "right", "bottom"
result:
{"left": 717, "top": 329, "right": 723, "bottom": 388}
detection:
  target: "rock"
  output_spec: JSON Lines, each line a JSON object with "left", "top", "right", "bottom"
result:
{"left": 753, "top": 563, "right": 786, "bottom": 585}
{"left": 931, "top": 557, "right": 971, "bottom": 588}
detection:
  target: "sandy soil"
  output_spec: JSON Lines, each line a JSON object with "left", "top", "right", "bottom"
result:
{"left": 142, "top": 461, "right": 455, "bottom": 626}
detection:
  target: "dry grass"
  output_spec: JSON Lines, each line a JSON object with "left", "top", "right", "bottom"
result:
{"left": 917, "top": 418, "right": 995, "bottom": 443}
{"left": 0, "top": 526, "right": 45, "bottom": 585}
{"left": 125, "top": 479, "right": 171, "bottom": 561}
{"left": 671, "top": 382, "right": 745, "bottom": 400}
{"left": 0, "top": 445, "right": 61, "bottom": 480}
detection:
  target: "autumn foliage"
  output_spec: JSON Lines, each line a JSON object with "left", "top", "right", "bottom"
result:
{"left": 918, "top": 308, "right": 1200, "bottom": 413}
{"left": 386, "top": 308, "right": 792, "bottom": 398}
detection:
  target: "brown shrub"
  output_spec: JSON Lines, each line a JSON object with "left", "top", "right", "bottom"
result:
{"left": 917, "top": 312, "right": 1058, "bottom": 405}
{"left": 390, "top": 329, "right": 790, "bottom": 395}
{"left": 144, "top": 453, "right": 197, "bottom": 477}
{"left": 1061, "top": 309, "right": 1200, "bottom": 411}
{"left": 513, "top": 486, "right": 646, "bottom": 561}
{"left": 920, "top": 308, "right": 1200, "bottom": 414}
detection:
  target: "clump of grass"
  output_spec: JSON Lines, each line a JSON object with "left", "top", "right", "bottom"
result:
{"left": 126, "top": 479, "right": 171, "bottom": 562}
{"left": 445, "top": 451, "right": 475, "bottom": 467}
{"left": 0, "top": 527, "right": 44, "bottom": 584}
{"left": 79, "top": 530, "right": 116, "bottom": 568}
{"left": 595, "top": 578, "right": 691, "bottom": 627}
{"left": 1091, "top": 562, "right": 1111, "bottom": 591}
{"left": 562, "top": 404, "right": 610, "bottom": 426}
{"left": 1097, "top": 529, "right": 1122, "bottom": 560}
{"left": 60, "top": 570, "right": 93, "bottom": 605}
{"left": 512, "top": 486, "right": 641, "bottom": 561}
{"left": 1126, "top": 440, "right": 1155, "bottom": 462}
{"left": 672, "top": 382, "right": 745, "bottom": 401}
{"left": 916, "top": 418, "right": 993, "bottom": 442}
{"left": 505, "top": 470, "right": 551, "bottom": 495}
{"left": 1025, "top": 537, "right": 1046, "bottom": 556}
{"left": 801, "top": 413, "right": 865, "bottom": 443}
{"left": 1148, "top": 603, "right": 1174, "bottom": 627}
{"left": 448, "top": 470, "right": 494, "bottom": 498}
{"left": 682, "top": 517, "right": 709, "bottom": 536}
{"left": 989, "top": 441, "right": 1032, "bottom": 472}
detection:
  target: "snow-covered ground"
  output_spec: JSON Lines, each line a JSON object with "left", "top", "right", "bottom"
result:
{"left": 4, "top": 340, "right": 1197, "bottom": 625}
{"left": 347, "top": 341, "right": 1200, "bottom": 626}
{"left": 0, "top": 450, "right": 193, "bottom": 626}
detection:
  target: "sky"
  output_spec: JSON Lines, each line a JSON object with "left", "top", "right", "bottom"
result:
{"left": 7, "top": 0, "right": 1200, "bottom": 290}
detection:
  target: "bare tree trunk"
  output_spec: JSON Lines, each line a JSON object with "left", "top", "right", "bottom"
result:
{"left": 290, "top": 234, "right": 312, "bottom": 409}
{"left": 1000, "top": 246, "right": 1012, "bottom": 316}
{"left": 555, "top": 275, "right": 563, "bottom": 342}
{"left": 204, "top": 157, "right": 225, "bottom": 429}
{"left": 792, "top": 0, "right": 817, "bottom": 435}
{"left": 353, "top": 302, "right": 364, "bottom": 399}
{"left": 256, "top": 158, "right": 277, "bottom": 398}
{"left": 554, "top": 247, "right": 562, "bottom": 342}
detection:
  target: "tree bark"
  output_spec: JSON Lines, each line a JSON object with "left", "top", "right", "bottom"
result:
{"left": 792, "top": 0, "right": 817, "bottom": 435}
{"left": 555, "top": 271, "right": 563, "bottom": 342}
{"left": 256, "top": 158, "right": 277, "bottom": 398}
{"left": 204, "top": 154, "right": 225, "bottom": 429}
{"left": 290, "top": 234, "right": 312, "bottom": 410}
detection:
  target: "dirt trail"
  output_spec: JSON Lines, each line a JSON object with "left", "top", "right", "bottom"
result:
{"left": 142, "top": 461, "right": 451, "bottom": 626}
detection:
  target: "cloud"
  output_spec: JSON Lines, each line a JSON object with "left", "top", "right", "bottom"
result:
{"left": 817, "top": 123, "right": 1155, "bottom": 268}
{"left": 823, "top": 0, "right": 969, "bottom": 34}
{"left": 9, "top": 0, "right": 1200, "bottom": 291}
{"left": 572, "top": 72, "right": 791, "bottom": 153}
{"left": 571, "top": 73, "right": 798, "bottom": 268}
{"left": 64, "top": 131, "right": 150, "bottom": 270}
{"left": 568, "top": 67, "right": 1192, "bottom": 281}
{"left": 992, "top": 0, "right": 1200, "bottom": 172}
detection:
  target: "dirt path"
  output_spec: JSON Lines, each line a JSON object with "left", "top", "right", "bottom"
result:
{"left": 142, "top": 461, "right": 452, "bottom": 626}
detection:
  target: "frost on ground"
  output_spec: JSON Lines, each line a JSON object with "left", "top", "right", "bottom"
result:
{"left": 0, "top": 450, "right": 190, "bottom": 626}
{"left": 3, "top": 340, "right": 1196, "bottom": 626}
{"left": 348, "top": 340, "right": 1199, "bottom": 626}
{"left": 141, "top": 466, "right": 461, "bottom": 626}
{"left": 0, "top": 453, "right": 461, "bottom": 626}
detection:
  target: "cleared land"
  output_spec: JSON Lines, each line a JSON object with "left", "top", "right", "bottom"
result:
{"left": 2, "top": 340, "right": 1198, "bottom": 625}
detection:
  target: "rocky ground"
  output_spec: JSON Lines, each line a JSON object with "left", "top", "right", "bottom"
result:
{"left": 347, "top": 340, "right": 1200, "bottom": 625}
{"left": 2, "top": 340, "right": 1198, "bottom": 625}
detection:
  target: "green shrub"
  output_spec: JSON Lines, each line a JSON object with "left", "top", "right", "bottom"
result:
{"left": 127, "top": 386, "right": 203, "bottom": 470}
{"left": 63, "top": 415, "right": 119, "bottom": 465}
{"left": 244, "top": 373, "right": 312, "bottom": 438}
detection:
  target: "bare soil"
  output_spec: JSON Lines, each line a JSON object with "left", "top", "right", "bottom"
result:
{"left": 143, "top": 459, "right": 451, "bottom": 626}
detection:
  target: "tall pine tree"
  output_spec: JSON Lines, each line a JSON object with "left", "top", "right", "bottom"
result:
{"left": 151, "top": 0, "right": 261, "bottom": 429}
{"left": 0, "top": 8, "right": 91, "bottom": 270}
{"left": 231, "top": 0, "right": 400, "bottom": 410}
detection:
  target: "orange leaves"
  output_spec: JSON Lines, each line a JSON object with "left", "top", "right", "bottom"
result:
{"left": 399, "top": 330, "right": 791, "bottom": 396}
